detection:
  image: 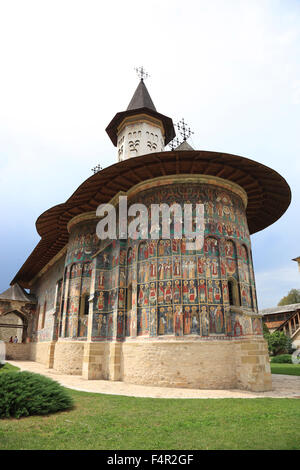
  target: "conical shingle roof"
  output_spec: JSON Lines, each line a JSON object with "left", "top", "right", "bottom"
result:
{"left": 127, "top": 80, "right": 157, "bottom": 112}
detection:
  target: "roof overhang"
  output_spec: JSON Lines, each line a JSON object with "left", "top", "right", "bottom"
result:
{"left": 106, "top": 107, "right": 175, "bottom": 146}
{"left": 11, "top": 150, "right": 291, "bottom": 288}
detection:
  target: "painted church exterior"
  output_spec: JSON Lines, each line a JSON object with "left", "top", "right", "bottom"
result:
{"left": 0, "top": 78, "right": 291, "bottom": 391}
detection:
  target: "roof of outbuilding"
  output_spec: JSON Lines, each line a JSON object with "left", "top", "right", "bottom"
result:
{"left": 0, "top": 284, "right": 36, "bottom": 303}
{"left": 260, "top": 303, "right": 300, "bottom": 316}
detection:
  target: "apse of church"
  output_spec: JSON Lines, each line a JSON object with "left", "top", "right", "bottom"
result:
{"left": 49, "top": 178, "right": 260, "bottom": 345}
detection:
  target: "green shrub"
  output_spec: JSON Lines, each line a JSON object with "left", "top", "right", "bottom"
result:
{"left": 271, "top": 354, "right": 292, "bottom": 364}
{"left": 0, "top": 371, "right": 73, "bottom": 419}
{"left": 0, "top": 363, "right": 20, "bottom": 374}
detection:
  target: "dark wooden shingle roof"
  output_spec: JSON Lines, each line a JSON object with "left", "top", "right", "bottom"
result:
{"left": 11, "top": 150, "right": 291, "bottom": 288}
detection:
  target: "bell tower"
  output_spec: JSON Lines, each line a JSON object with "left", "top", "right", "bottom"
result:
{"left": 106, "top": 68, "right": 175, "bottom": 161}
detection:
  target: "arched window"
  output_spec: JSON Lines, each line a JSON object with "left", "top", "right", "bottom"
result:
{"left": 228, "top": 278, "right": 240, "bottom": 307}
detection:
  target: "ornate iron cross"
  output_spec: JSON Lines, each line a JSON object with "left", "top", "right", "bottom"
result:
{"left": 134, "top": 66, "right": 150, "bottom": 81}
{"left": 92, "top": 164, "right": 103, "bottom": 174}
{"left": 176, "top": 118, "right": 194, "bottom": 141}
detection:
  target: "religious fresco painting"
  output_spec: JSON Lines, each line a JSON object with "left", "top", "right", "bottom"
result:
{"left": 18, "top": 182, "right": 263, "bottom": 344}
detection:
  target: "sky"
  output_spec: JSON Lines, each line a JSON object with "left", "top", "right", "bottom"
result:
{"left": 0, "top": 0, "right": 299, "bottom": 309}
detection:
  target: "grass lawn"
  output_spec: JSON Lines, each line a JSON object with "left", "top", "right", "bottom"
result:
{"left": 0, "top": 390, "right": 299, "bottom": 450}
{"left": 271, "top": 363, "right": 300, "bottom": 376}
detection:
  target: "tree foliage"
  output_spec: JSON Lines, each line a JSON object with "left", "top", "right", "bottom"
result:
{"left": 278, "top": 289, "right": 300, "bottom": 306}
{"left": 265, "top": 331, "right": 291, "bottom": 356}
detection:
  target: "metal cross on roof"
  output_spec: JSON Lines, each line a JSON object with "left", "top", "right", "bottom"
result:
{"left": 168, "top": 137, "right": 181, "bottom": 151}
{"left": 134, "top": 66, "right": 150, "bottom": 81}
{"left": 175, "top": 118, "right": 194, "bottom": 141}
{"left": 92, "top": 164, "right": 103, "bottom": 174}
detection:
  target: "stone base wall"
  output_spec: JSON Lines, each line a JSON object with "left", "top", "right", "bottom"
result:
{"left": 5, "top": 343, "right": 32, "bottom": 361}
{"left": 53, "top": 341, "right": 85, "bottom": 375}
{"left": 119, "top": 337, "right": 272, "bottom": 391}
{"left": 4, "top": 337, "right": 272, "bottom": 392}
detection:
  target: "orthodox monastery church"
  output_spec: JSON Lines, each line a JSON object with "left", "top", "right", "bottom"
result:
{"left": 0, "top": 74, "right": 291, "bottom": 391}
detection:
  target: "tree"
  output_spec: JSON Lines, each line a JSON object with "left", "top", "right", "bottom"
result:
{"left": 263, "top": 322, "right": 269, "bottom": 339}
{"left": 278, "top": 289, "right": 300, "bottom": 306}
{"left": 266, "top": 331, "right": 290, "bottom": 356}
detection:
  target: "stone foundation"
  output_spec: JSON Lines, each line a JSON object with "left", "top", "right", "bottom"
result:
{"left": 53, "top": 341, "right": 85, "bottom": 375}
{"left": 4, "top": 337, "right": 272, "bottom": 392}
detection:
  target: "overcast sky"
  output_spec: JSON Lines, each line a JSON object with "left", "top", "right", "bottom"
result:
{"left": 0, "top": 0, "right": 299, "bottom": 308}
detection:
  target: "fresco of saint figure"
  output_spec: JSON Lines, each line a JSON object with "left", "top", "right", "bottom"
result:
{"left": 184, "top": 306, "right": 191, "bottom": 335}
{"left": 215, "top": 306, "right": 224, "bottom": 334}
{"left": 158, "top": 282, "right": 165, "bottom": 305}
{"left": 201, "top": 306, "right": 209, "bottom": 336}
{"left": 174, "top": 306, "right": 183, "bottom": 336}
{"left": 158, "top": 261, "right": 165, "bottom": 281}
{"left": 211, "top": 258, "right": 219, "bottom": 278}
{"left": 207, "top": 280, "right": 213, "bottom": 304}
{"left": 188, "top": 258, "right": 196, "bottom": 279}
{"left": 234, "top": 319, "right": 243, "bottom": 337}
{"left": 158, "top": 308, "right": 166, "bottom": 335}
{"left": 173, "top": 257, "right": 181, "bottom": 277}
{"left": 166, "top": 307, "right": 173, "bottom": 334}
{"left": 149, "top": 240, "right": 156, "bottom": 258}
{"left": 183, "top": 281, "right": 189, "bottom": 304}
{"left": 98, "top": 271, "right": 105, "bottom": 290}
{"left": 252, "top": 317, "right": 262, "bottom": 335}
{"left": 138, "top": 285, "right": 144, "bottom": 306}
{"left": 165, "top": 281, "right": 172, "bottom": 304}
{"left": 127, "top": 248, "right": 133, "bottom": 265}
{"left": 164, "top": 259, "right": 172, "bottom": 279}
{"left": 150, "top": 261, "right": 157, "bottom": 280}
{"left": 198, "top": 279, "right": 206, "bottom": 303}
{"left": 150, "top": 308, "right": 156, "bottom": 336}
{"left": 172, "top": 239, "right": 180, "bottom": 254}
{"left": 158, "top": 241, "right": 165, "bottom": 257}
{"left": 225, "top": 241, "right": 234, "bottom": 257}
{"left": 214, "top": 281, "right": 222, "bottom": 303}
{"left": 189, "top": 280, "right": 197, "bottom": 303}
{"left": 191, "top": 306, "right": 199, "bottom": 335}
{"left": 119, "top": 288, "right": 125, "bottom": 308}
{"left": 222, "top": 281, "right": 229, "bottom": 303}
{"left": 206, "top": 258, "right": 211, "bottom": 278}
{"left": 149, "top": 282, "right": 156, "bottom": 305}
{"left": 173, "top": 280, "right": 181, "bottom": 304}
{"left": 143, "top": 284, "right": 149, "bottom": 307}
{"left": 182, "top": 259, "right": 189, "bottom": 279}
{"left": 197, "top": 257, "right": 206, "bottom": 276}
{"left": 209, "top": 306, "right": 217, "bottom": 334}
{"left": 225, "top": 308, "right": 232, "bottom": 336}
{"left": 117, "top": 312, "right": 124, "bottom": 338}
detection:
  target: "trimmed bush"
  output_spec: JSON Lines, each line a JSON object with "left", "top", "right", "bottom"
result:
{"left": 0, "top": 371, "right": 73, "bottom": 419}
{"left": 271, "top": 354, "right": 292, "bottom": 364}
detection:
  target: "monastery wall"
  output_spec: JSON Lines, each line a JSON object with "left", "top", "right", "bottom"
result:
{"left": 30, "top": 256, "right": 66, "bottom": 342}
